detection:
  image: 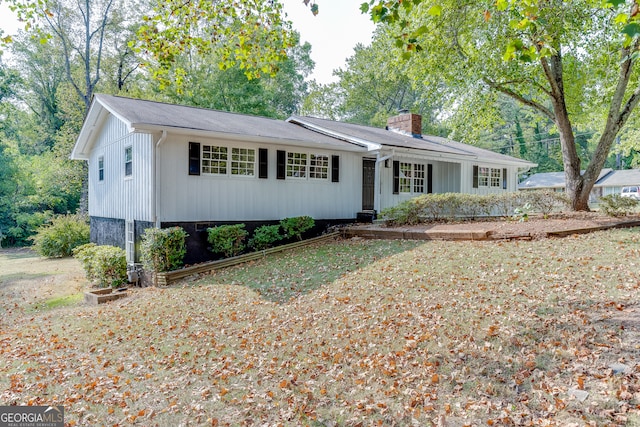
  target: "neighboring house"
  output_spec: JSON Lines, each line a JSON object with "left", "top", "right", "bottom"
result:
{"left": 519, "top": 168, "right": 640, "bottom": 202}
{"left": 593, "top": 169, "right": 640, "bottom": 198}
{"left": 71, "top": 95, "right": 535, "bottom": 264}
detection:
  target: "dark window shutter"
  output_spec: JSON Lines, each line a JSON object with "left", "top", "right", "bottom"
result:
{"left": 331, "top": 155, "right": 339, "bottom": 182}
{"left": 259, "top": 148, "right": 268, "bottom": 179}
{"left": 502, "top": 168, "right": 507, "bottom": 190}
{"left": 189, "top": 142, "right": 200, "bottom": 176}
{"left": 473, "top": 165, "right": 479, "bottom": 189}
{"left": 393, "top": 161, "right": 400, "bottom": 194}
{"left": 276, "top": 150, "right": 286, "bottom": 180}
{"left": 427, "top": 164, "right": 433, "bottom": 194}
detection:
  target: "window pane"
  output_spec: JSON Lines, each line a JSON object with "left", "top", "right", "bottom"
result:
{"left": 490, "top": 168, "right": 501, "bottom": 187}
{"left": 310, "top": 154, "right": 329, "bottom": 179}
{"left": 413, "top": 164, "right": 425, "bottom": 193}
{"left": 399, "top": 162, "right": 412, "bottom": 193}
{"left": 231, "top": 148, "right": 255, "bottom": 176}
{"left": 202, "top": 145, "right": 227, "bottom": 174}
{"left": 287, "top": 152, "right": 307, "bottom": 178}
{"left": 124, "top": 147, "right": 132, "bottom": 177}
{"left": 478, "top": 166, "right": 489, "bottom": 187}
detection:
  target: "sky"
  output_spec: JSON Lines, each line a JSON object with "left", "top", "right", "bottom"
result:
{"left": 280, "top": 0, "right": 376, "bottom": 84}
{"left": 0, "top": 1, "right": 375, "bottom": 84}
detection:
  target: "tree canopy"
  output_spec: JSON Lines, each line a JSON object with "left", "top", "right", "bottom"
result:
{"left": 352, "top": 0, "right": 640, "bottom": 210}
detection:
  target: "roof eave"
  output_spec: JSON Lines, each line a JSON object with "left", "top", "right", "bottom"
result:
{"left": 132, "top": 123, "right": 369, "bottom": 152}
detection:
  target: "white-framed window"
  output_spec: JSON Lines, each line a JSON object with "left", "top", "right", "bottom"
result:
{"left": 124, "top": 146, "right": 132, "bottom": 177}
{"left": 287, "top": 152, "right": 307, "bottom": 178}
{"left": 98, "top": 156, "right": 104, "bottom": 182}
{"left": 399, "top": 162, "right": 426, "bottom": 194}
{"left": 231, "top": 148, "right": 255, "bottom": 176}
{"left": 477, "top": 167, "right": 502, "bottom": 188}
{"left": 202, "top": 145, "right": 227, "bottom": 175}
{"left": 309, "top": 154, "right": 329, "bottom": 179}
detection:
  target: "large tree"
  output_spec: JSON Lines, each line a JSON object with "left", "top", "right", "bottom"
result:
{"left": 355, "top": 0, "right": 640, "bottom": 210}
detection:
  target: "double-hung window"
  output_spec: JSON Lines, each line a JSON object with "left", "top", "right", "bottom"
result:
{"left": 231, "top": 148, "right": 255, "bottom": 176}
{"left": 474, "top": 166, "right": 505, "bottom": 188}
{"left": 397, "top": 162, "right": 426, "bottom": 194}
{"left": 310, "top": 154, "right": 329, "bottom": 179}
{"left": 202, "top": 145, "right": 227, "bottom": 175}
{"left": 287, "top": 152, "right": 307, "bottom": 178}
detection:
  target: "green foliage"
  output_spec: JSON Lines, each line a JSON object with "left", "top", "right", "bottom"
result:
{"left": 524, "top": 190, "right": 570, "bottom": 217}
{"left": 31, "top": 214, "right": 89, "bottom": 257}
{"left": 73, "top": 243, "right": 127, "bottom": 288}
{"left": 492, "top": 192, "right": 526, "bottom": 218}
{"left": 157, "top": 32, "right": 313, "bottom": 119}
{"left": 207, "top": 224, "right": 248, "bottom": 257}
{"left": 249, "top": 225, "right": 283, "bottom": 251}
{"left": 141, "top": 227, "right": 188, "bottom": 273}
{"left": 512, "top": 202, "right": 532, "bottom": 222}
{"left": 136, "top": 0, "right": 294, "bottom": 89}
{"left": 598, "top": 194, "right": 639, "bottom": 217}
{"left": 453, "top": 193, "right": 493, "bottom": 220}
{"left": 280, "top": 216, "right": 315, "bottom": 241}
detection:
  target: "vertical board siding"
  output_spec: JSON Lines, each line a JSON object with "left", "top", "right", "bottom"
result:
{"left": 159, "top": 136, "right": 362, "bottom": 221}
{"left": 88, "top": 115, "right": 154, "bottom": 222}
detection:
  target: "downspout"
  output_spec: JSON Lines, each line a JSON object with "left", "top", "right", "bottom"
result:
{"left": 374, "top": 151, "right": 395, "bottom": 213}
{"left": 152, "top": 130, "right": 168, "bottom": 228}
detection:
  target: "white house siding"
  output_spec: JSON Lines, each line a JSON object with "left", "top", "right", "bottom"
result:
{"left": 88, "top": 115, "right": 154, "bottom": 222}
{"left": 157, "top": 135, "right": 363, "bottom": 222}
{"left": 377, "top": 156, "right": 522, "bottom": 212}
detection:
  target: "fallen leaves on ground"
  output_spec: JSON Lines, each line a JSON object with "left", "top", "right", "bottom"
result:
{"left": 1, "top": 230, "right": 640, "bottom": 426}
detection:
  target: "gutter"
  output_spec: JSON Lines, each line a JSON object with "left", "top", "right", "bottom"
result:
{"left": 152, "top": 130, "right": 168, "bottom": 228}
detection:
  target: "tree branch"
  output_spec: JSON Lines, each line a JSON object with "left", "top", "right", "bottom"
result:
{"left": 483, "top": 77, "right": 555, "bottom": 121}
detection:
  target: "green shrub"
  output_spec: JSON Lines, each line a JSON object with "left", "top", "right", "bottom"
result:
{"left": 73, "top": 243, "right": 127, "bottom": 288}
{"left": 32, "top": 214, "right": 89, "bottom": 257}
{"left": 492, "top": 192, "right": 523, "bottom": 217}
{"left": 598, "top": 194, "right": 639, "bottom": 217}
{"left": 524, "top": 190, "right": 570, "bottom": 216}
{"left": 380, "top": 197, "right": 425, "bottom": 225}
{"left": 249, "top": 224, "right": 283, "bottom": 251}
{"left": 141, "top": 227, "right": 188, "bottom": 272}
{"left": 280, "top": 216, "right": 315, "bottom": 240}
{"left": 207, "top": 224, "right": 248, "bottom": 257}
{"left": 455, "top": 194, "right": 493, "bottom": 220}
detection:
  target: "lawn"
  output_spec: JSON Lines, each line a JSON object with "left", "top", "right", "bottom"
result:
{"left": 1, "top": 231, "right": 639, "bottom": 426}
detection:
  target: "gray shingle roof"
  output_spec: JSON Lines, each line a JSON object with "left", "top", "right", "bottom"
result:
{"left": 594, "top": 169, "right": 640, "bottom": 187}
{"left": 94, "top": 94, "right": 365, "bottom": 150}
{"left": 288, "top": 115, "right": 535, "bottom": 166}
{"left": 519, "top": 169, "right": 615, "bottom": 189}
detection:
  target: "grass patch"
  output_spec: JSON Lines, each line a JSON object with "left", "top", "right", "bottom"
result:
{"left": 42, "top": 293, "right": 84, "bottom": 310}
{"left": 1, "top": 231, "right": 639, "bottom": 426}
{"left": 207, "top": 239, "right": 423, "bottom": 302}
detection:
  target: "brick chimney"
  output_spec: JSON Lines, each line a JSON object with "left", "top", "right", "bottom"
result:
{"left": 387, "top": 111, "right": 422, "bottom": 137}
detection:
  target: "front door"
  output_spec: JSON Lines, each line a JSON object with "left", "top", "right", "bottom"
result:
{"left": 362, "top": 158, "right": 375, "bottom": 210}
